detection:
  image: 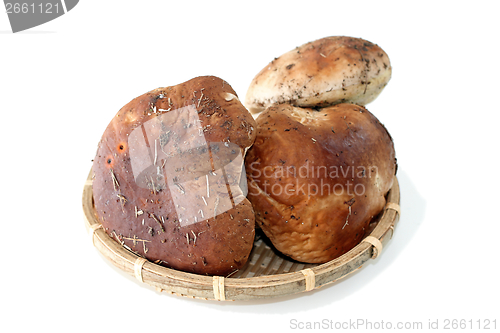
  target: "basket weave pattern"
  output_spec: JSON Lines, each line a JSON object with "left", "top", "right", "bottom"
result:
{"left": 83, "top": 170, "right": 400, "bottom": 301}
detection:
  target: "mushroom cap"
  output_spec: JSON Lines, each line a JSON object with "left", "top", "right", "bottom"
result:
{"left": 245, "top": 36, "right": 392, "bottom": 115}
{"left": 92, "top": 76, "right": 257, "bottom": 276}
{"left": 245, "top": 103, "right": 396, "bottom": 263}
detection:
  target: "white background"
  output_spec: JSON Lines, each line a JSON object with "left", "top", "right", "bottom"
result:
{"left": 1, "top": 1, "right": 499, "bottom": 332}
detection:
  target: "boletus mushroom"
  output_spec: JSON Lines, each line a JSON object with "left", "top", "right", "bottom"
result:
{"left": 92, "top": 76, "right": 257, "bottom": 276}
{"left": 245, "top": 36, "right": 392, "bottom": 115}
{"left": 246, "top": 103, "right": 396, "bottom": 263}
{"left": 244, "top": 36, "right": 396, "bottom": 263}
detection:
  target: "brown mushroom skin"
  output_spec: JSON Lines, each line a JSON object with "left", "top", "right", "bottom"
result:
{"left": 92, "top": 76, "right": 257, "bottom": 276}
{"left": 245, "top": 103, "right": 396, "bottom": 263}
{"left": 245, "top": 36, "right": 392, "bottom": 114}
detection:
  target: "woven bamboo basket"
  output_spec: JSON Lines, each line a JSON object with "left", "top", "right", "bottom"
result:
{"left": 83, "top": 169, "right": 400, "bottom": 301}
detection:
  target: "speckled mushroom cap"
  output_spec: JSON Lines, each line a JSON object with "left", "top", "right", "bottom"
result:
{"left": 245, "top": 36, "right": 392, "bottom": 115}
{"left": 245, "top": 103, "right": 396, "bottom": 263}
{"left": 92, "top": 76, "right": 257, "bottom": 276}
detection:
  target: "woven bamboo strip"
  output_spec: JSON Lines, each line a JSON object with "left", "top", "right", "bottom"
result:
{"left": 83, "top": 169, "right": 400, "bottom": 301}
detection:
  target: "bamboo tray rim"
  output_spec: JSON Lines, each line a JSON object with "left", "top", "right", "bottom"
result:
{"left": 82, "top": 169, "right": 400, "bottom": 301}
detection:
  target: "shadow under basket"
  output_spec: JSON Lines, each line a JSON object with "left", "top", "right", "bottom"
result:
{"left": 82, "top": 169, "right": 400, "bottom": 301}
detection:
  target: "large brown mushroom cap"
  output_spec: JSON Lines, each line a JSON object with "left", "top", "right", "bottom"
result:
{"left": 92, "top": 76, "right": 257, "bottom": 276}
{"left": 245, "top": 36, "right": 392, "bottom": 115}
{"left": 245, "top": 103, "right": 396, "bottom": 263}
